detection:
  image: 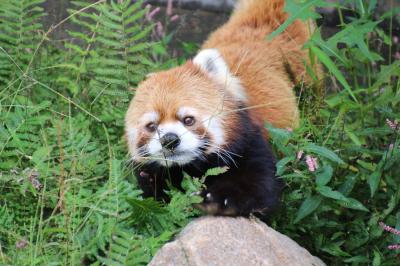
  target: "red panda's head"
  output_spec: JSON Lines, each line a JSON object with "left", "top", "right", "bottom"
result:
{"left": 125, "top": 49, "right": 247, "bottom": 167}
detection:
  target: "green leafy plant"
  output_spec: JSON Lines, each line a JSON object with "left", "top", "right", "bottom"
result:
{"left": 267, "top": 1, "right": 400, "bottom": 264}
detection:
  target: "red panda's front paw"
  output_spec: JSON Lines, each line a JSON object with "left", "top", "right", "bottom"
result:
{"left": 193, "top": 190, "right": 241, "bottom": 216}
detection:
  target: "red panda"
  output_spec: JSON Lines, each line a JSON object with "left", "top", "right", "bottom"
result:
{"left": 125, "top": 0, "right": 315, "bottom": 216}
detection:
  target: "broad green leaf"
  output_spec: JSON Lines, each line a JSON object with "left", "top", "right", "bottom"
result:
{"left": 276, "top": 156, "right": 294, "bottom": 176}
{"left": 317, "top": 186, "right": 349, "bottom": 202}
{"left": 344, "top": 256, "right": 370, "bottom": 263}
{"left": 304, "top": 143, "right": 344, "bottom": 164}
{"left": 372, "top": 249, "right": 381, "bottom": 266}
{"left": 316, "top": 164, "right": 333, "bottom": 186}
{"left": 269, "top": 0, "right": 332, "bottom": 39}
{"left": 368, "top": 171, "right": 381, "bottom": 198}
{"left": 294, "top": 195, "right": 322, "bottom": 223}
{"left": 265, "top": 123, "right": 292, "bottom": 144}
{"left": 338, "top": 197, "right": 369, "bottom": 212}
{"left": 321, "top": 243, "right": 351, "bottom": 257}
{"left": 344, "top": 127, "right": 362, "bottom": 146}
{"left": 338, "top": 175, "right": 358, "bottom": 196}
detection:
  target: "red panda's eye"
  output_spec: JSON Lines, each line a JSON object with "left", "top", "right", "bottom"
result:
{"left": 183, "top": 116, "right": 195, "bottom": 126}
{"left": 145, "top": 122, "right": 157, "bottom": 132}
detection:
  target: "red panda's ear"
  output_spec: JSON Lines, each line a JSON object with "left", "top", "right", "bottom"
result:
{"left": 193, "top": 49, "right": 247, "bottom": 103}
{"left": 193, "top": 49, "right": 229, "bottom": 77}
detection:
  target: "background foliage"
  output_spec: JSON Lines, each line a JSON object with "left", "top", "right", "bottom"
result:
{"left": 0, "top": 0, "right": 399, "bottom": 265}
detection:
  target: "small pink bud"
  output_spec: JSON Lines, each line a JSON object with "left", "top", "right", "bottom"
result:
{"left": 297, "top": 150, "right": 304, "bottom": 160}
{"left": 16, "top": 239, "right": 28, "bottom": 249}
{"left": 167, "top": 0, "right": 173, "bottom": 16}
{"left": 156, "top": 22, "right": 164, "bottom": 38}
{"left": 389, "top": 143, "right": 394, "bottom": 152}
{"left": 287, "top": 127, "right": 293, "bottom": 132}
{"left": 386, "top": 119, "right": 398, "bottom": 130}
{"left": 393, "top": 36, "right": 399, "bottom": 44}
{"left": 305, "top": 155, "right": 318, "bottom": 172}
{"left": 170, "top": 14, "right": 179, "bottom": 22}
{"left": 379, "top": 222, "right": 400, "bottom": 236}
{"left": 388, "top": 244, "right": 400, "bottom": 250}
{"left": 146, "top": 7, "right": 160, "bottom": 21}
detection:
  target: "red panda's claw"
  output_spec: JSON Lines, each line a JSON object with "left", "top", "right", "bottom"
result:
{"left": 190, "top": 191, "right": 201, "bottom": 196}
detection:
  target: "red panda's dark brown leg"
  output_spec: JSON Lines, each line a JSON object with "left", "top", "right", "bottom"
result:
{"left": 194, "top": 122, "right": 283, "bottom": 217}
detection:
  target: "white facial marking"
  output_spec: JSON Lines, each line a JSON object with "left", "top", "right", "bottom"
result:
{"left": 140, "top": 111, "right": 159, "bottom": 124}
{"left": 203, "top": 115, "right": 225, "bottom": 151}
{"left": 127, "top": 127, "right": 137, "bottom": 153}
{"left": 177, "top": 106, "right": 197, "bottom": 118}
{"left": 193, "top": 49, "right": 247, "bottom": 103}
{"left": 127, "top": 111, "right": 160, "bottom": 161}
{"left": 147, "top": 121, "right": 201, "bottom": 166}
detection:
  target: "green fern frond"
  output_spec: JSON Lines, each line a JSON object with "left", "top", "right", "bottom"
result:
{"left": 0, "top": 0, "right": 46, "bottom": 85}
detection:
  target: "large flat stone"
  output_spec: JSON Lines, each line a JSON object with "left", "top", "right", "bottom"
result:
{"left": 149, "top": 217, "right": 325, "bottom": 266}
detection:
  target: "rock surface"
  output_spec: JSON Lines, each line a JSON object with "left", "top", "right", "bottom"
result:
{"left": 149, "top": 217, "right": 325, "bottom": 266}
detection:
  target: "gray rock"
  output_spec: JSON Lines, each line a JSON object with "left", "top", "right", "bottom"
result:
{"left": 149, "top": 217, "right": 325, "bottom": 266}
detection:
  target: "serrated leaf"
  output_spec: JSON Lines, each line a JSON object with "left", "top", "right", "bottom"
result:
{"left": 204, "top": 166, "right": 229, "bottom": 177}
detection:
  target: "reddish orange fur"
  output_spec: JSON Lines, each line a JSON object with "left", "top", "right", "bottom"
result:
{"left": 202, "top": 0, "right": 315, "bottom": 129}
{"left": 126, "top": 0, "right": 315, "bottom": 144}
{"left": 125, "top": 62, "right": 241, "bottom": 145}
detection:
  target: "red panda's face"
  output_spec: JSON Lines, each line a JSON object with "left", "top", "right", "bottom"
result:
{"left": 125, "top": 49, "right": 246, "bottom": 167}
{"left": 125, "top": 66, "right": 233, "bottom": 166}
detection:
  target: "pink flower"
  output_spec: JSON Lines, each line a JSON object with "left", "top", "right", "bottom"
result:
{"left": 393, "top": 36, "right": 399, "bottom": 44}
{"left": 297, "top": 150, "right": 304, "bottom": 160}
{"left": 156, "top": 22, "right": 164, "bottom": 38}
{"left": 379, "top": 222, "right": 400, "bottom": 236}
{"left": 170, "top": 14, "right": 179, "bottom": 22}
{"left": 16, "top": 239, "right": 28, "bottom": 249}
{"left": 305, "top": 155, "right": 318, "bottom": 172}
{"left": 287, "top": 127, "right": 293, "bottom": 132}
{"left": 386, "top": 119, "right": 398, "bottom": 130}
{"left": 146, "top": 7, "right": 160, "bottom": 21}
{"left": 167, "top": 0, "right": 173, "bottom": 16}
{"left": 379, "top": 222, "right": 400, "bottom": 251}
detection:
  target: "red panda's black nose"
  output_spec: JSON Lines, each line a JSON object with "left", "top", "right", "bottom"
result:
{"left": 160, "top": 133, "right": 181, "bottom": 151}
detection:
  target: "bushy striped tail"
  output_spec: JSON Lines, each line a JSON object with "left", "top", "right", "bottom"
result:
{"left": 232, "top": 0, "right": 288, "bottom": 29}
